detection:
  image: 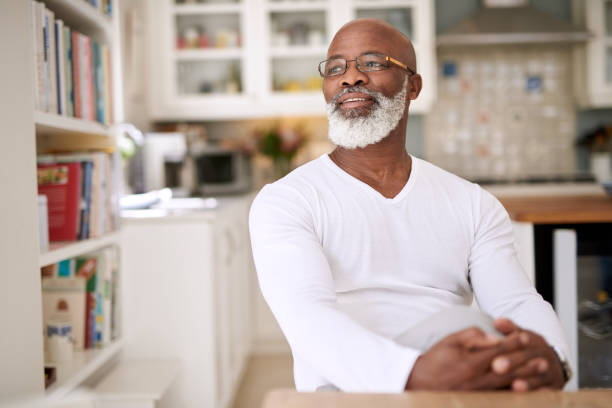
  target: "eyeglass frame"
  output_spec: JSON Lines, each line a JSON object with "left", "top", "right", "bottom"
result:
{"left": 318, "top": 53, "right": 417, "bottom": 78}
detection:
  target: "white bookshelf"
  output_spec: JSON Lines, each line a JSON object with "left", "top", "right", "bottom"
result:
{"left": 43, "top": 0, "right": 112, "bottom": 37}
{"left": 0, "top": 0, "right": 124, "bottom": 400}
{"left": 35, "top": 111, "right": 111, "bottom": 138}
{"left": 40, "top": 232, "right": 122, "bottom": 267}
{"left": 45, "top": 339, "right": 124, "bottom": 399}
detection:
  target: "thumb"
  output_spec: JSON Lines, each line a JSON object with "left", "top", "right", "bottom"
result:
{"left": 445, "top": 327, "right": 492, "bottom": 347}
{"left": 494, "top": 317, "right": 520, "bottom": 335}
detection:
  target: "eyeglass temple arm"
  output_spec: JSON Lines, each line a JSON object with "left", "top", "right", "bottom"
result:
{"left": 386, "top": 56, "right": 416, "bottom": 75}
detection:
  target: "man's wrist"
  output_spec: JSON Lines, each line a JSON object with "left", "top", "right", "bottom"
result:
{"left": 551, "top": 346, "right": 572, "bottom": 384}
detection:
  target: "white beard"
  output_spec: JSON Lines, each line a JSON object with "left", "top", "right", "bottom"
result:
{"left": 326, "top": 77, "right": 408, "bottom": 149}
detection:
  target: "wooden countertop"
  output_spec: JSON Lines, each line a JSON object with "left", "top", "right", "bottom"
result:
{"left": 262, "top": 389, "right": 612, "bottom": 408}
{"left": 497, "top": 194, "right": 612, "bottom": 224}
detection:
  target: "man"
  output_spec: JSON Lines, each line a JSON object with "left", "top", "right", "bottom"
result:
{"left": 249, "top": 19, "right": 571, "bottom": 393}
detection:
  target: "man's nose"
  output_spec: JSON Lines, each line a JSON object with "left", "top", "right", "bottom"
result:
{"left": 341, "top": 60, "right": 368, "bottom": 87}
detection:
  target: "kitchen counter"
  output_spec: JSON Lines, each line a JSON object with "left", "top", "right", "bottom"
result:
{"left": 497, "top": 194, "right": 612, "bottom": 224}
{"left": 262, "top": 389, "right": 612, "bottom": 408}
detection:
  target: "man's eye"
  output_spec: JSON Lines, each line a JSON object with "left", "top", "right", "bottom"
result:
{"left": 326, "top": 65, "right": 344, "bottom": 75}
{"left": 364, "top": 60, "right": 383, "bottom": 68}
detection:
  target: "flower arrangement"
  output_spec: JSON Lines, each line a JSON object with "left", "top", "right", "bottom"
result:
{"left": 255, "top": 122, "right": 307, "bottom": 178}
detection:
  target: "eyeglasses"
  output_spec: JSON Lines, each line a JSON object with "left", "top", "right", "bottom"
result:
{"left": 318, "top": 53, "right": 416, "bottom": 78}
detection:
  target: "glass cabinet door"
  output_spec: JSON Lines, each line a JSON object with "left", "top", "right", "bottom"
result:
{"left": 173, "top": 0, "right": 244, "bottom": 95}
{"left": 605, "top": 0, "right": 612, "bottom": 84}
{"left": 265, "top": 1, "right": 328, "bottom": 94}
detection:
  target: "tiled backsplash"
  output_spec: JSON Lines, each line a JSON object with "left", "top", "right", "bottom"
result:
{"left": 425, "top": 45, "right": 576, "bottom": 181}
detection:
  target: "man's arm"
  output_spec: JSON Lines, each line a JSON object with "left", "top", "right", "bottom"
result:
{"left": 249, "top": 184, "right": 420, "bottom": 392}
{"left": 469, "top": 187, "right": 571, "bottom": 390}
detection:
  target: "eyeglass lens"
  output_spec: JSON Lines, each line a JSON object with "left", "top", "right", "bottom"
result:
{"left": 320, "top": 54, "right": 389, "bottom": 77}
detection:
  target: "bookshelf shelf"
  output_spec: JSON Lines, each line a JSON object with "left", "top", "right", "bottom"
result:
{"left": 42, "top": 0, "right": 112, "bottom": 39}
{"left": 35, "top": 111, "right": 111, "bottom": 138}
{"left": 40, "top": 232, "right": 121, "bottom": 267}
{"left": 45, "top": 339, "right": 124, "bottom": 399}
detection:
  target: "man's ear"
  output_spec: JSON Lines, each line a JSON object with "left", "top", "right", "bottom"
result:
{"left": 408, "top": 74, "right": 422, "bottom": 100}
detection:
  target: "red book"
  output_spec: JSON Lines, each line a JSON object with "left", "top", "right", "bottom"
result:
{"left": 37, "top": 162, "right": 81, "bottom": 241}
{"left": 72, "top": 31, "right": 81, "bottom": 118}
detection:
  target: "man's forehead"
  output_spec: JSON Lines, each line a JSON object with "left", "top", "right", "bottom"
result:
{"left": 327, "top": 21, "right": 402, "bottom": 58}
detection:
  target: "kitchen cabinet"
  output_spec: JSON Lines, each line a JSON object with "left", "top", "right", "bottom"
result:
{"left": 573, "top": 0, "right": 612, "bottom": 107}
{"left": 120, "top": 195, "right": 252, "bottom": 408}
{"left": 147, "top": 0, "right": 436, "bottom": 120}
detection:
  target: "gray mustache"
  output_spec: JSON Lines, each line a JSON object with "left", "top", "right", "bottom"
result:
{"left": 330, "top": 86, "right": 382, "bottom": 107}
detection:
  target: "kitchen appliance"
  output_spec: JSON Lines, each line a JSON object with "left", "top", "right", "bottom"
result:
{"left": 141, "top": 132, "right": 189, "bottom": 196}
{"left": 437, "top": 0, "right": 590, "bottom": 46}
{"left": 192, "top": 145, "right": 252, "bottom": 196}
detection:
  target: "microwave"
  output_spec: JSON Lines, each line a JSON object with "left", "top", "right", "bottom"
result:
{"left": 193, "top": 146, "right": 252, "bottom": 196}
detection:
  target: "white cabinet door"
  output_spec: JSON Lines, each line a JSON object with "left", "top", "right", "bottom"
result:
{"left": 573, "top": 0, "right": 612, "bottom": 107}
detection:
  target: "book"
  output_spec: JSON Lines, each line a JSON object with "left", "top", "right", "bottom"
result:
{"left": 37, "top": 162, "right": 82, "bottom": 242}
{"left": 32, "top": 1, "right": 44, "bottom": 111}
{"left": 42, "top": 277, "right": 87, "bottom": 350}
{"left": 93, "top": 41, "right": 105, "bottom": 124}
{"left": 79, "top": 34, "right": 95, "bottom": 121}
{"left": 72, "top": 31, "right": 81, "bottom": 118}
{"left": 45, "top": 8, "right": 57, "bottom": 114}
{"left": 63, "top": 25, "right": 74, "bottom": 117}
{"left": 55, "top": 19, "right": 65, "bottom": 115}
{"left": 79, "top": 160, "right": 93, "bottom": 240}
{"left": 75, "top": 256, "right": 97, "bottom": 349}
{"left": 102, "top": 44, "right": 113, "bottom": 125}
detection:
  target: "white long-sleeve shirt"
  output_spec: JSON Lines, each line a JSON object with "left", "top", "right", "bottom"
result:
{"left": 249, "top": 153, "right": 570, "bottom": 393}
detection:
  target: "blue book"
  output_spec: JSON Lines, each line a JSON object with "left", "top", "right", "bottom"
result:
{"left": 79, "top": 161, "right": 93, "bottom": 240}
{"left": 92, "top": 41, "right": 105, "bottom": 124}
{"left": 58, "top": 259, "right": 73, "bottom": 277}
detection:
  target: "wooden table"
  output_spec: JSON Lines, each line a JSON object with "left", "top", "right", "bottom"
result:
{"left": 498, "top": 194, "right": 612, "bottom": 224}
{"left": 263, "top": 389, "right": 612, "bottom": 408}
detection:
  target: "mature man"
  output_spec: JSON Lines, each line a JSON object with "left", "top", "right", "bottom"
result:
{"left": 249, "top": 19, "right": 571, "bottom": 392}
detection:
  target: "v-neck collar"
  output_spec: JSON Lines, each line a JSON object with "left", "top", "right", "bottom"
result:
{"left": 321, "top": 153, "right": 418, "bottom": 203}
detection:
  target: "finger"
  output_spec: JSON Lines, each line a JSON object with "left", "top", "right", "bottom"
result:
{"left": 491, "top": 348, "right": 545, "bottom": 375}
{"left": 494, "top": 317, "right": 521, "bottom": 335}
{"left": 512, "top": 375, "right": 549, "bottom": 392}
{"left": 512, "top": 358, "right": 549, "bottom": 378}
{"left": 463, "top": 333, "right": 501, "bottom": 350}
{"left": 445, "top": 327, "right": 488, "bottom": 347}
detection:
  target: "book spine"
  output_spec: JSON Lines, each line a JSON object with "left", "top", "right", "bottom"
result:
{"left": 78, "top": 34, "right": 89, "bottom": 121}
{"left": 46, "top": 8, "right": 57, "bottom": 114}
{"left": 85, "top": 36, "right": 95, "bottom": 121}
{"left": 102, "top": 44, "right": 113, "bottom": 125}
{"left": 63, "top": 26, "right": 74, "bottom": 117}
{"left": 55, "top": 20, "right": 65, "bottom": 115}
{"left": 79, "top": 161, "right": 93, "bottom": 240}
{"left": 31, "top": 1, "right": 41, "bottom": 110}
{"left": 43, "top": 9, "right": 50, "bottom": 112}
{"left": 72, "top": 31, "right": 81, "bottom": 118}
{"left": 92, "top": 41, "right": 105, "bottom": 124}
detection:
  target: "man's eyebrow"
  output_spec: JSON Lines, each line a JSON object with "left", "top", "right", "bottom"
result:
{"left": 326, "top": 50, "right": 384, "bottom": 60}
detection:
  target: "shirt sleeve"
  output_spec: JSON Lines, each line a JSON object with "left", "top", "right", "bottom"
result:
{"left": 469, "top": 187, "right": 572, "bottom": 368}
{"left": 249, "top": 183, "right": 420, "bottom": 393}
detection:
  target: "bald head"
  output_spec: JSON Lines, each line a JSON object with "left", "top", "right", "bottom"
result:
{"left": 329, "top": 19, "right": 417, "bottom": 73}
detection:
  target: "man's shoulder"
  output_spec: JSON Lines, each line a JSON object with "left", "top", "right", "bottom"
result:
{"left": 252, "top": 155, "right": 329, "bottom": 209}
{"left": 415, "top": 157, "right": 478, "bottom": 193}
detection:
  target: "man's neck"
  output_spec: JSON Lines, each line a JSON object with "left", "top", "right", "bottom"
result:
{"left": 329, "top": 129, "right": 412, "bottom": 199}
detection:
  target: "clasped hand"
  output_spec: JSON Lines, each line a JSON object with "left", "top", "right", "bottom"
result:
{"left": 405, "top": 318, "right": 565, "bottom": 391}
